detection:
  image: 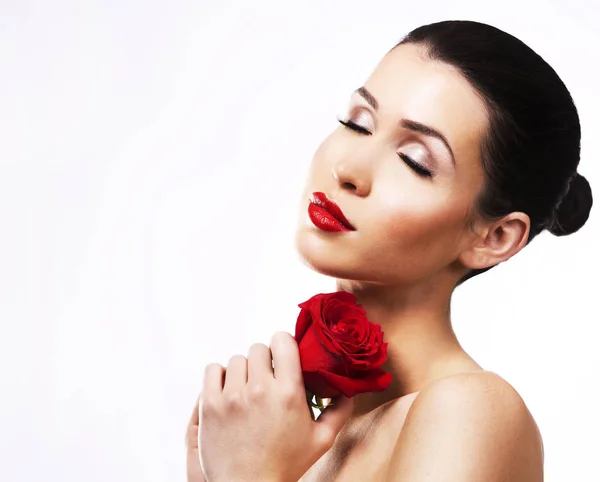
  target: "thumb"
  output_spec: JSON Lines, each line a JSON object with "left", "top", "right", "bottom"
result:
{"left": 314, "top": 395, "right": 355, "bottom": 450}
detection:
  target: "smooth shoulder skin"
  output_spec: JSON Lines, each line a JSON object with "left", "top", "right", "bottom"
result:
{"left": 385, "top": 371, "right": 544, "bottom": 481}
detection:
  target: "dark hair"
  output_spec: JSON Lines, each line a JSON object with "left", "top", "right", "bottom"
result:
{"left": 391, "top": 20, "right": 593, "bottom": 284}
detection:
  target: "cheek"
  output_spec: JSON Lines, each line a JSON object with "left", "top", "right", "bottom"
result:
{"left": 390, "top": 202, "right": 465, "bottom": 237}
{"left": 369, "top": 191, "right": 470, "bottom": 266}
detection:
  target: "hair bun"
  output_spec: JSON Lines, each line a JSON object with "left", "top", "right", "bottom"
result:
{"left": 549, "top": 173, "right": 593, "bottom": 236}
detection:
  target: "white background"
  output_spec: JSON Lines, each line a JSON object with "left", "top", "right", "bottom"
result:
{"left": 1, "top": 1, "right": 598, "bottom": 480}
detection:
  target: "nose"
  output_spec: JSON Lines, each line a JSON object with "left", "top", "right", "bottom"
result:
{"left": 331, "top": 161, "right": 372, "bottom": 197}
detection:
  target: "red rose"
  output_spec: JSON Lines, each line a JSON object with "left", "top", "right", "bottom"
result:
{"left": 294, "top": 291, "right": 392, "bottom": 399}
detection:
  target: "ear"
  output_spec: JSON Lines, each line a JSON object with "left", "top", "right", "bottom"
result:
{"left": 459, "top": 212, "right": 531, "bottom": 271}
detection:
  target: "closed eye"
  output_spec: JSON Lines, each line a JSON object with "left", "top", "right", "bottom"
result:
{"left": 398, "top": 153, "right": 432, "bottom": 178}
{"left": 337, "top": 118, "right": 371, "bottom": 135}
{"left": 336, "top": 118, "right": 433, "bottom": 178}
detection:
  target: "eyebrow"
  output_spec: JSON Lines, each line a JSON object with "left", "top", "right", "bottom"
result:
{"left": 354, "top": 86, "right": 456, "bottom": 167}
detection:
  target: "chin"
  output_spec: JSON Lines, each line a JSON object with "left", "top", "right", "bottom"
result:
{"left": 294, "top": 226, "right": 368, "bottom": 281}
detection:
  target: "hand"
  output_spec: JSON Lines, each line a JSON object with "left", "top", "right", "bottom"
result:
{"left": 185, "top": 392, "right": 207, "bottom": 482}
{"left": 199, "top": 331, "right": 354, "bottom": 482}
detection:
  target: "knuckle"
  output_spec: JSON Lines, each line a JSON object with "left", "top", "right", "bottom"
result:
{"left": 280, "top": 386, "right": 299, "bottom": 406}
{"left": 204, "top": 362, "right": 224, "bottom": 376}
{"left": 247, "top": 382, "right": 267, "bottom": 401}
{"left": 200, "top": 395, "right": 219, "bottom": 417}
{"left": 249, "top": 342, "right": 268, "bottom": 352}
{"left": 227, "top": 354, "right": 247, "bottom": 365}
{"left": 270, "top": 330, "right": 289, "bottom": 345}
{"left": 223, "top": 390, "right": 245, "bottom": 410}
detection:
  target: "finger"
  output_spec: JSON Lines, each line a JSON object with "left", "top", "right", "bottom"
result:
{"left": 203, "top": 363, "right": 225, "bottom": 397}
{"left": 185, "top": 392, "right": 203, "bottom": 449}
{"left": 314, "top": 395, "right": 355, "bottom": 450}
{"left": 247, "top": 343, "right": 274, "bottom": 383}
{"left": 188, "top": 392, "right": 202, "bottom": 428}
{"left": 223, "top": 354, "right": 248, "bottom": 393}
{"left": 269, "top": 331, "right": 304, "bottom": 389}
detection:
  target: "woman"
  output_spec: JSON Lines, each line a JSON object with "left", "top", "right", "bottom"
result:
{"left": 186, "top": 20, "right": 593, "bottom": 481}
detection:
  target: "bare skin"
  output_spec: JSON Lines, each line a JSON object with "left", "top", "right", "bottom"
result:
{"left": 187, "top": 374, "right": 543, "bottom": 481}
{"left": 186, "top": 394, "right": 206, "bottom": 482}
{"left": 187, "top": 42, "right": 544, "bottom": 481}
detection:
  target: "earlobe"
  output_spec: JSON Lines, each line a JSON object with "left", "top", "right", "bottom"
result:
{"left": 459, "top": 213, "right": 530, "bottom": 271}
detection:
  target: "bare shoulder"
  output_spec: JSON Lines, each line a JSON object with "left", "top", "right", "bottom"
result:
{"left": 415, "top": 370, "right": 542, "bottom": 435}
{"left": 385, "top": 371, "right": 544, "bottom": 481}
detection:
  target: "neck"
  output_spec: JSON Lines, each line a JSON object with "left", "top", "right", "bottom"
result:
{"left": 335, "top": 275, "right": 481, "bottom": 417}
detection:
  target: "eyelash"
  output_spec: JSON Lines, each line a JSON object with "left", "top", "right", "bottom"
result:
{"left": 336, "top": 118, "right": 433, "bottom": 178}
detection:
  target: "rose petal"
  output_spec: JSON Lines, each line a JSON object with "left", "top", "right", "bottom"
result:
{"left": 297, "top": 325, "right": 345, "bottom": 373}
{"left": 294, "top": 309, "right": 313, "bottom": 343}
{"left": 295, "top": 291, "right": 392, "bottom": 399}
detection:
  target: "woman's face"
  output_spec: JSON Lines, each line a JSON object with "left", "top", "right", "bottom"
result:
{"left": 295, "top": 43, "right": 490, "bottom": 286}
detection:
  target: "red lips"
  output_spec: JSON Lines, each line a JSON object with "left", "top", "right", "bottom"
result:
{"left": 309, "top": 192, "right": 356, "bottom": 231}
